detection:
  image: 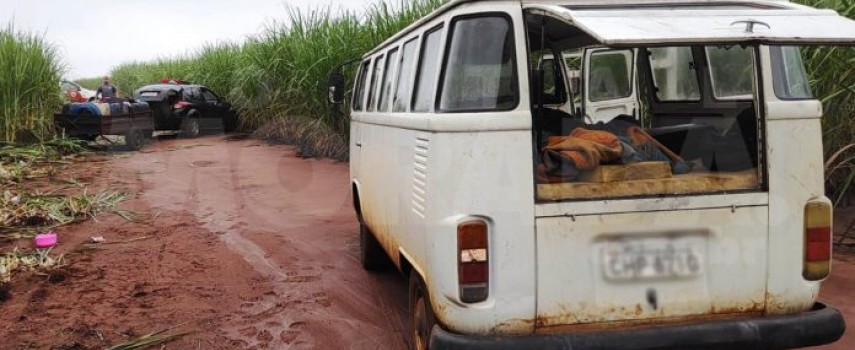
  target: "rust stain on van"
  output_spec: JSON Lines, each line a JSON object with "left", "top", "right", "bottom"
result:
{"left": 489, "top": 318, "right": 535, "bottom": 334}
{"left": 535, "top": 311, "right": 763, "bottom": 335}
{"left": 535, "top": 298, "right": 766, "bottom": 333}
{"left": 765, "top": 291, "right": 815, "bottom": 314}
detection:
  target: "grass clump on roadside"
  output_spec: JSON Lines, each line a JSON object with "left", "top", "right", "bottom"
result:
{"left": 0, "top": 138, "right": 88, "bottom": 163}
{"left": 1, "top": 190, "right": 132, "bottom": 237}
{"left": 0, "top": 248, "right": 64, "bottom": 283}
{"left": 0, "top": 23, "right": 65, "bottom": 143}
{"left": 0, "top": 138, "right": 89, "bottom": 186}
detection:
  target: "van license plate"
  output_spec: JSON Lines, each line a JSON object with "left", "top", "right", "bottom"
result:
{"left": 603, "top": 241, "right": 703, "bottom": 281}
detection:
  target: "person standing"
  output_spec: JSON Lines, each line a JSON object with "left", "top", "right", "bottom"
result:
{"left": 95, "top": 76, "right": 118, "bottom": 101}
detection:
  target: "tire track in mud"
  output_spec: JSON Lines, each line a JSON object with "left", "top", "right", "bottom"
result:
{"left": 124, "top": 137, "right": 409, "bottom": 349}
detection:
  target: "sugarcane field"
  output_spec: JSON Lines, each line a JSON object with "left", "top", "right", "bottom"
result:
{"left": 4, "top": 1, "right": 855, "bottom": 350}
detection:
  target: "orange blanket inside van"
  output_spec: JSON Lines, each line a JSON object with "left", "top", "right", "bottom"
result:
{"left": 540, "top": 128, "right": 623, "bottom": 182}
{"left": 544, "top": 128, "right": 622, "bottom": 169}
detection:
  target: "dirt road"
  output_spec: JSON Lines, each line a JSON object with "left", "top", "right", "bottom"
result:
{"left": 124, "top": 136, "right": 412, "bottom": 349}
{"left": 1, "top": 136, "right": 409, "bottom": 349}
{"left": 1, "top": 136, "right": 853, "bottom": 349}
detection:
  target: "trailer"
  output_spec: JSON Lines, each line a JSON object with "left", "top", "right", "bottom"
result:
{"left": 54, "top": 100, "right": 154, "bottom": 151}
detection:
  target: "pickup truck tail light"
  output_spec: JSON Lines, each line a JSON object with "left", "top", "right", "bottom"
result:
{"left": 458, "top": 220, "right": 488, "bottom": 303}
{"left": 804, "top": 200, "right": 832, "bottom": 281}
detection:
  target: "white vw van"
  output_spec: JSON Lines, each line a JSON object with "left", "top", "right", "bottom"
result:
{"left": 329, "top": 1, "right": 855, "bottom": 349}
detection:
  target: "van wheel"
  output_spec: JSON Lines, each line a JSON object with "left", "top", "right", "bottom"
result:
{"left": 125, "top": 128, "right": 144, "bottom": 151}
{"left": 360, "top": 224, "right": 391, "bottom": 271}
{"left": 181, "top": 117, "right": 200, "bottom": 138}
{"left": 410, "top": 272, "right": 436, "bottom": 350}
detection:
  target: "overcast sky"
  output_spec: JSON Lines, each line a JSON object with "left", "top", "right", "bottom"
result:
{"left": 1, "top": 0, "right": 382, "bottom": 80}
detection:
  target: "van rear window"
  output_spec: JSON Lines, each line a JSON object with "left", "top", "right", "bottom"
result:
{"left": 439, "top": 15, "right": 517, "bottom": 112}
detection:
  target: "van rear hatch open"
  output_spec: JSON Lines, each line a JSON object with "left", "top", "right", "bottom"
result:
{"left": 525, "top": 1, "right": 855, "bottom": 329}
{"left": 524, "top": 1, "right": 855, "bottom": 46}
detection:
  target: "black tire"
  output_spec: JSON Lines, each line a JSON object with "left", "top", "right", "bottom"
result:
{"left": 223, "top": 112, "right": 238, "bottom": 133}
{"left": 125, "top": 128, "right": 144, "bottom": 151}
{"left": 181, "top": 116, "right": 200, "bottom": 138}
{"left": 409, "top": 272, "right": 436, "bottom": 350}
{"left": 360, "top": 223, "right": 391, "bottom": 271}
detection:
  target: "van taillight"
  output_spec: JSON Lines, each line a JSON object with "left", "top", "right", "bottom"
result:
{"left": 804, "top": 201, "right": 832, "bottom": 281}
{"left": 458, "top": 220, "right": 488, "bottom": 303}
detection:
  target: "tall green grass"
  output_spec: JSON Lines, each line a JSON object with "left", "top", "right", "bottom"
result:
{"left": 794, "top": 0, "right": 855, "bottom": 203}
{"left": 102, "top": 0, "right": 445, "bottom": 159}
{"left": 0, "top": 24, "right": 64, "bottom": 143}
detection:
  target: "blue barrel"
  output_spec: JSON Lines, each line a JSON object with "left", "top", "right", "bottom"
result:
{"left": 67, "top": 103, "right": 102, "bottom": 115}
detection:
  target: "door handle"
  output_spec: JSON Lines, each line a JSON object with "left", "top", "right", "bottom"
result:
{"left": 355, "top": 142, "right": 362, "bottom": 147}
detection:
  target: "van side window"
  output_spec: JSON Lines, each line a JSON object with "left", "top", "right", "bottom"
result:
{"left": 393, "top": 38, "right": 419, "bottom": 112}
{"left": 440, "top": 15, "right": 517, "bottom": 112}
{"left": 367, "top": 55, "right": 385, "bottom": 112}
{"left": 706, "top": 46, "right": 755, "bottom": 100}
{"left": 352, "top": 61, "right": 370, "bottom": 111}
{"left": 589, "top": 50, "right": 633, "bottom": 102}
{"left": 412, "top": 25, "right": 444, "bottom": 112}
{"left": 379, "top": 48, "right": 400, "bottom": 112}
{"left": 770, "top": 46, "right": 813, "bottom": 100}
{"left": 649, "top": 47, "right": 701, "bottom": 101}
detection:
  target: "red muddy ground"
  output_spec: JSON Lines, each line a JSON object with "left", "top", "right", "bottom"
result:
{"left": 1, "top": 136, "right": 409, "bottom": 349}
{"left": 0, "top": 135, "right": 852, "bottom": 349}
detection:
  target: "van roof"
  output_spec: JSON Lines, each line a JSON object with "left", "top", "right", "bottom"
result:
{"left": 364, "top": 0, "right": 808, "bottom": 56}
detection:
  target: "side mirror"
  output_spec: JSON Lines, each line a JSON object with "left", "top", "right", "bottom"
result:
{"left": 327, "top": 72, "right": 345, "bottom": 105}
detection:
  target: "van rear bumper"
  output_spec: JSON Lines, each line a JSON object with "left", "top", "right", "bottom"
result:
{"left": 430, "top": 303, "right": 845, "bottom": 350}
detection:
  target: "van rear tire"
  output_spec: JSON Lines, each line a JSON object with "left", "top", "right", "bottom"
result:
{"left": 360, "top": 223, "right": 391, "bottom": 271}
{"left": 409, "top": 272, "right": 436, "bottom": 350}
